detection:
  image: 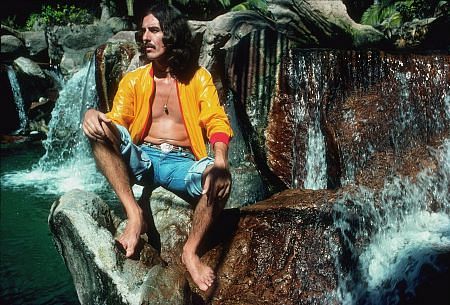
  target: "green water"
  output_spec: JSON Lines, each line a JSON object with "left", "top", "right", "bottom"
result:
{"left": 0, "top": 143, "right": 79, "bottom": 305}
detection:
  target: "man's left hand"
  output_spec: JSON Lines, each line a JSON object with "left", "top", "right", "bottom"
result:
{"left": 202, "top": 164, "right": 231, "bottom": 205}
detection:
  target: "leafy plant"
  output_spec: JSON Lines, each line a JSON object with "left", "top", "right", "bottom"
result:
{"left": 25, "top": 4, "right": 94, "bottom": 29}
{"left": 360, "top": 0, "right": 443, "bottom": 34}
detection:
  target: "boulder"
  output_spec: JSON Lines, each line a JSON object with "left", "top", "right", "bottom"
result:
{"left": 49, "top": 187, "right": 341, "bottom": 305}
{"left": 49, "top": 189, "right": 190, "bottom": 305}
{"left": 46, "top": 24, "right": 115, "bottom": 75}
{"left": 21, "top": 31, "right": 48, "bottom": 62}
{"left": 0, "top": 34, "right": 26, "bottom": 60}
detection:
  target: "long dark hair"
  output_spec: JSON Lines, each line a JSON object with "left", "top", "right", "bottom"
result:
{"left": 136, "top": 2, "right": 198, "bottom": 83}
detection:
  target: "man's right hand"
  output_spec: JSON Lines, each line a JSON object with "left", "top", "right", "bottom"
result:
{"left": 117, "top": 214, "right": 146, "bottom": 258}
{"left": 82, "top": 109, "right": 111, "bottom": 142}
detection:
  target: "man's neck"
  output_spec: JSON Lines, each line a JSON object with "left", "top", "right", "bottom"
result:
{"left": 152, "top": 61, "right": 172, "bottom": 79}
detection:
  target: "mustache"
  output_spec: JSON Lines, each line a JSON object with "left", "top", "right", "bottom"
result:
{"left": 143, "top": 42, "right": 155, "bottom": 48}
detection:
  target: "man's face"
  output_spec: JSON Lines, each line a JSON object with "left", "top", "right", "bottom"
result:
{"left": 141, "top": 14, "right": 166, "bottom": 61}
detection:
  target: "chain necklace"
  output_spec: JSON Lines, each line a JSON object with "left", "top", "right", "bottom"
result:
{"left": 163, "top": 78, "right": 174, "bottom": 115}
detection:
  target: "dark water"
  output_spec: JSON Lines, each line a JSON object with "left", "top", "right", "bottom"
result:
{"left": 0, "top": 143, "right": 79, "bottom": 305}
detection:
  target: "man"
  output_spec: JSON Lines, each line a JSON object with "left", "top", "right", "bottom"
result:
{"left": 82, "top": 2, "right": 233, "bottom": 291}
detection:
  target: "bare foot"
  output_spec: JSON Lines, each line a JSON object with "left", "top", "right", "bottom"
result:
{"left": 182, "top": 252, "right": 215, "bottom": 291}
{"left": 117, "top": 217, "right": 147, "bottom": 258}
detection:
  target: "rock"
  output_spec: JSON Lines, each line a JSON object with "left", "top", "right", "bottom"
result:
{"left": 13, "top": 56, "right": 46, "bottom": 79}
{"left": 199, "top": 11, "right": 271, "bottom": 70}
{"left": 306, "top": 0, "right": 386, "bottom": 48}
{"left": 49, "top": 187, "right": 342, "bottom": 305}
{"left": 94, "top": 41, "right": 139, "bottom": 112}
{"left": 106, "top": 17, "right": 131, "bottom": 34}
{"left": 49, "top": 189, "right": 190, "bottom": 305}
{"left": 0, "top": 34, "right": 26, "bottom": 60}
{"left": 21, "top": 31, "right": 48, "bottom": 62}
{"left": 196, "top": 189, "right": 339, "bottom": 305}
{"left": 226, "top": 38, "right": 450, "bottom": 190}
{"left": 46, "top": 24, "right": 115, "bottom": 74}
{"left": 12, "top": 56, "right": 54, "bottom": 114}
{"left": 107, "top": 30, "right": 137, "bottom": 43}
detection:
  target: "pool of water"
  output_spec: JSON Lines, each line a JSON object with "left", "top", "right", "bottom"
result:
{"left": 0, "top": 143, "right": 79, "bottom": 304}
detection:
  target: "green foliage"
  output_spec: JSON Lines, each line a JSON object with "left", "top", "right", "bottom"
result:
{"left": 360, "top": 0, "right": 443, "bottom": 32}
{"left": 25, "top": 4, "right": 94, "bottom": 29}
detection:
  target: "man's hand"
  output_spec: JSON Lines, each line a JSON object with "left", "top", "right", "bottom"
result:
{"left": 202, "top": 141, "right": 231, "bottom": 205}
{"left": 82, "top": 109, "right": 111, "bottom": 142}
{"left": 117, "top": 213, "right": 146, "bottom": 258}
{"left": 202, "top": 164, "right": 231, "bottom": 205}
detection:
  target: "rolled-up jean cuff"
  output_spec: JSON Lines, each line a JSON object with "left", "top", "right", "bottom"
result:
{"left": 115, "top": 124, "right": 151, "bottom": 183}
{"left": 185, "top": 157, "right": 214, "bottom": 197}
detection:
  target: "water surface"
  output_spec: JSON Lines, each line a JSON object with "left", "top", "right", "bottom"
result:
{"left": 0, "top": 143, "right": 79, "bottom": 304}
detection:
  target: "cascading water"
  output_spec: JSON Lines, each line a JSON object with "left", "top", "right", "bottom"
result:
{"left": 289, "top": 51, "right": 330, "bottom": 190}
{"left": 6, "top": 66, "right": 28, "bottom": 133}
{"left": 332, "top": 139, "right": 450, "bottom": 304}
{"left": 1, "top": 59, "right": 108, "bottom": 195}
{"left": 330, "top": 59, "right": 450, "bottom": 304}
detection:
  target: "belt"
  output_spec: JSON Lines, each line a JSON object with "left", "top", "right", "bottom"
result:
{"left": 142, "top": 142, "right": 192, "bottom": 154}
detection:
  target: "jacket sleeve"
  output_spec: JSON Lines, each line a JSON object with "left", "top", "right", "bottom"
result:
{"left": 197, "top": 68, "right": 233, "bottom": 145}
{"left": 105, "top": 73, "right": 136, "bottom": 128}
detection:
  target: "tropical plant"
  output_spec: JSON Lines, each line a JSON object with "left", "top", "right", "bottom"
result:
{"left": 25, "top": 4, "right": 94, "bottom": 29}
{"left": 360, "top": 0, "right": 444, "bottom": 34}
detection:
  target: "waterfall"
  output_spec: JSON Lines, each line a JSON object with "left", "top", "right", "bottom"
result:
{"left": 332, "top": 138, "right": 450, "bottom": 304}
{"left": 290, "top": 51, "right": 330, "bottom": 190}
{"left": 6, "top": 66, "right": 28, "bottom": 132}
{"left": 330, "top": 69, "right": 450, "bottom": 304}
{"left": 2, "top": 59, "right": 109, "bottom": 195}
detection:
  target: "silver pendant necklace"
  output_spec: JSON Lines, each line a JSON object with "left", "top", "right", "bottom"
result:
{"left": 163, "top": 79, "right": 174, "bottom": 115}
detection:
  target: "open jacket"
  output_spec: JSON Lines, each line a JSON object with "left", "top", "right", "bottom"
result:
{"left": 106, "top": 63, "right": 233, "bottom": 160}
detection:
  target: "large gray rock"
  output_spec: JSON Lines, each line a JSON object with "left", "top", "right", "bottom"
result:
{"left": 46, "top": 23, "right": 115, "bottom": 74}
{"left": 1, "top": 34, "right": 26, "bottom": 59}
{"left": 21, "top": 31, "right": 48, "bottom": 61}
{"left": 198, "top": 0, "right": 385, "bottom": 70}
{"left": 13, "top": 57, "right": 46, "bottom": 79}
{"left": 49, "top": 189, "right": 190, "bottom": 305}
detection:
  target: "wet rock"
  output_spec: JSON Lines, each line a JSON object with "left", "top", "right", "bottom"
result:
{"left": 94, "top": 41, "right": 139, "bottom": 112}
{"left": 50, "top": 188, "right": 342, "bottom": 305}
{"left": 226, "top": 42, "right": 450, "bottom": 190}
{"left": 13, "top": 56, "right": 46, "bottom": 79}
{"left": 49, "top": 189, "right": 190, "bottom": 305}
{"left": 195, "top": 189, "right": 339, "bottom": 305}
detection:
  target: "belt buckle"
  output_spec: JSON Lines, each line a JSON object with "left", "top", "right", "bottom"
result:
{"left": 160, "top": 143, "right": 173, "bottom": 153}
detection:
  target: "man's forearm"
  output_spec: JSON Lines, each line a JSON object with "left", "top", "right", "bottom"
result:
{"left": 212, "top": 142, "right": 229, "bottom": 168}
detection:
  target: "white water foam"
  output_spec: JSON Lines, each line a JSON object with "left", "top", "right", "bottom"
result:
{"left": 333, "top": 139, "right": 450, "bottom": 304}
{"left": 2, "top": 60, "right": 108, "bottom": 196}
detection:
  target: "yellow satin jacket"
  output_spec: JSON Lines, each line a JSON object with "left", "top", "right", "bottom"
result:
{"left": 106, "top": 63, "right": 233, "bottom": 160}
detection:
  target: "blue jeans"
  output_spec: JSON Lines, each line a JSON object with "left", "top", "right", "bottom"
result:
{"left": 116, "top": 124, "right": 213, "bottom": 199}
